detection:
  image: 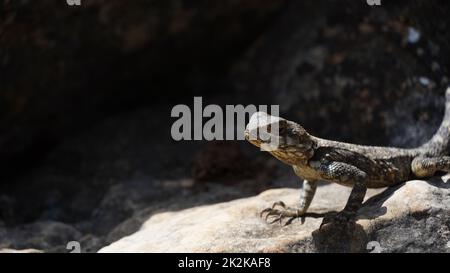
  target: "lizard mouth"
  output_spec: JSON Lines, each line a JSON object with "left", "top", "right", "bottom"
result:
{"left": 244, "top": 126, "right": 279, "bottom": 147}
{"left": 245, "top": 111, "right": 285, "bottom": 147}
{"left": 245, "top": 127, "right": 304, "bottom": 150}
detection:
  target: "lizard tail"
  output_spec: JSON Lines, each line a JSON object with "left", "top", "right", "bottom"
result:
{"left": 420, "top": 86, "right": 450, "bottom": 156}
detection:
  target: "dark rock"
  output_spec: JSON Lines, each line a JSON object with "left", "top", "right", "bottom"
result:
{"left": 90, "top": 180, "right": 158, "bottom": 235}
{"left": 192, "top": 141, "right": 255, "bottom": 183}
{"left": 232, "top": 0, "right": 450, "bottom": 148}
{"left": 0, "top": 0, "right": 288, "bottom": 179}
{"left": 0, "top": 221, "right": 82, "bottom": 253}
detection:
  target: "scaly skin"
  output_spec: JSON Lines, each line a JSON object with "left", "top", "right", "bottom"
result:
{"left": 245, "top": 87, "right": 450, "bottom": 227}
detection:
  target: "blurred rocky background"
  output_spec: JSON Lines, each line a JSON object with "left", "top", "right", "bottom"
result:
{"left": 0, "top": 0, "right": 449, "bottom": 252}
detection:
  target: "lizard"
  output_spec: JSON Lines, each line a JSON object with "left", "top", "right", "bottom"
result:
{"left": 244, "top": 86, "right": 450, "bottom": 227}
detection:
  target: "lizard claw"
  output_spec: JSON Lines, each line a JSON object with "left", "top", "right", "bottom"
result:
{"left": 260, "top": 201, "right": 303, "bottom": 226}
{"left": 271, "top": 201, "right": 286, "bottom": 209}
{"left": 259, "top": 201, "right": 286, "bottom": 219}
{"left": 260, "top": 207, "right": 275, "bottom": 219}
{"left": 268, "top": 214, "right": 284, "bottom": 225}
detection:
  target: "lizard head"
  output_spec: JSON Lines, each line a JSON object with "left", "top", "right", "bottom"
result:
{"left": 244, "top": 112, "right": 315, "bottom": 165}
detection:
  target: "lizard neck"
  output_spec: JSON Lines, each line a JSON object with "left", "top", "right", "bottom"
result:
{"left": 268, "top": 138, "right": 317, "bottom": 166}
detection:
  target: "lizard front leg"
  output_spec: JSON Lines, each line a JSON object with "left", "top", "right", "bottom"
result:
{"left": 261, "top": 179, "right": 318, "bottom": 225}
{"left": 316, "top": 161, "right": 368, "bottom": 227}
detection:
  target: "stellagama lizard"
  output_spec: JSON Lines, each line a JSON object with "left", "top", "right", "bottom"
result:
{"left": 244, "top": 87, "right": 450, "bottom": 227}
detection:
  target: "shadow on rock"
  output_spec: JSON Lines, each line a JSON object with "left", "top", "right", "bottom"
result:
{"left": 311, "top": 175, "right": 450, "bottom": 253}
{"left": 309, "top": 183, "right": 403, "bottom": 253}
{"left": 426, "top": 175, "right": 450, "bottom": 189}
{"left": 312, "top": 221, "right": 368, "bottom": 253}
{"left": 357, "top": 183, "right": 405, "bottom": 221}
{"left": 358, "top": 175, "right": 450, "bottom": 221}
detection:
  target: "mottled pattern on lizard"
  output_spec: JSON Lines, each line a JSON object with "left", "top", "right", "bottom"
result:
{"left": 245, "top": 87, "right": 450, "bottom": 227}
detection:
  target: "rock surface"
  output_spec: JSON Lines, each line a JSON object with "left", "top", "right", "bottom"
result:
{"left": 0, "top": 248, "right": 43, "bottom": 253}
{"left": 100, "top": 177, "right": 450, "bottom": 253}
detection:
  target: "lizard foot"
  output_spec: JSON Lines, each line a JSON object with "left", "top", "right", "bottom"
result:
{"left": 260, "top": 201, "right": 307, "bottom": 226}
{"left": 319, "top": 210, "right": 356, "bottom": 229}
